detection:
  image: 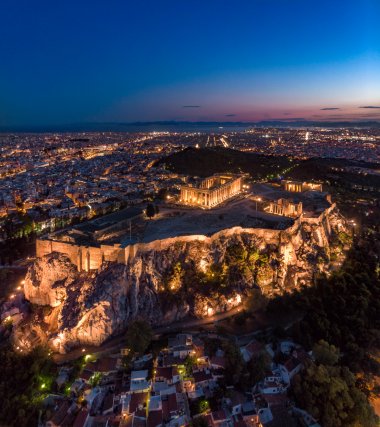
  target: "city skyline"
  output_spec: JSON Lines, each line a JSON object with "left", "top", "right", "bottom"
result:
{"left": 1, "top": 0, "right": 380, "bottom": 127}
{"left": 1, "top": 1, "right": 380, "bottom": 426}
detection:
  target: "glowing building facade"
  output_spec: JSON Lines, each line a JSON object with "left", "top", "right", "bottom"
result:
{"left": 179, "top": 174, "right": 243, "bottom": 208}
{"left": 282, "top": 180, "right": 322, "bottom": 193}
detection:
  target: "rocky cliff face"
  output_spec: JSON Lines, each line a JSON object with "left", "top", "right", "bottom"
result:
{"left": 23, "top": 206, "right": 347, "bottom": 352}
{"left": 24, "top": 254, "right": 78, "bottom": 307}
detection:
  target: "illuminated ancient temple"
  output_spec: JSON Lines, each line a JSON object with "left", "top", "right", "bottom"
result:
{"left": 282, "top": 180, "right": 322, "bottom": 192}
{"left": 179, "top": 174, "right": 243, "bottom": 208}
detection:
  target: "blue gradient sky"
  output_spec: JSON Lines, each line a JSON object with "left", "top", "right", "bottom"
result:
{"left": 0, "top": 0, "right": 379, "bottom": 126}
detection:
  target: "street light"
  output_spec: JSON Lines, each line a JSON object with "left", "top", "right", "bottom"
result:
{"left": 255, "top": 197, "right": 262, "bottom": 217}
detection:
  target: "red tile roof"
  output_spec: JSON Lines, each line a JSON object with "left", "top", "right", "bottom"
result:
{"left": 193, "top": 370, "right": 213, "bottom": 384}
{"left": 129, "top": 392, "right": 149, "bottom": 414}
{"left": 233, "top": 414, "right": 248, "bottom": 427}
{"left": 162, "top": 393, "right": 178, "bottom": 419}
{"left": 262, "top": 393, "right": 288, "bottom": 407}
{"left": 147, "top": 410, "right": 163, "bottom": 427}
{"left": 210, "top": 356, "right": 226, "bottom": 369}
{"left": 80, "top": 369, "right": 93, "bottom": 382}
{"left": 73, "top": 409, "right": 89, "bottom": 427}
{"left": 204, "top": 414, "right": 214, "bottom": 427}
{"left": 156, "top": 366, "right": 175, "bottom": 381}
{"left": 212, "top": 409, "right": 228, "bottom": 422}
{"left": 86, "top": 357, "right": 118, "bottom": 373}
{"left": 283, "top": 357, "right": 301, "bottom": 373}
{"left": 50, "top": 401, "right": 70, "bottom": 426}
{"left": 245, "top": 340, "right": 264, "bottom": 356}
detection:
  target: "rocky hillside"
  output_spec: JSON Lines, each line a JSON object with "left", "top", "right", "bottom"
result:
{"left": 22, "top": 206, "right": 348, "bottom": 352}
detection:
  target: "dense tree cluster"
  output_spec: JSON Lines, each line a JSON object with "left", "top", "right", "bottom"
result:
{"left": 204, "top": 338, "right": 244, "bottom": 385}
{"left": 267, "top": 228, "right": 380, "bottom": 425}
{"left": 268, "top": 233, "right": 380, "bottom": 374}
{"left": 122, "top": 320, "right": 153, "bottom": 369}
{"left": 155, "top": 146, "right": 294, "bottom": 179}
{"left": 0, "top": 345, "right": 53, "bottom": 427}
{"left": 124, "top": 320, "right": 153, "bottom": 356}
{"left": 293, "top": 343, "right": 377, "bottom": 427}
{"left": 145, "top": 203, "right": 159, "bottom": 219}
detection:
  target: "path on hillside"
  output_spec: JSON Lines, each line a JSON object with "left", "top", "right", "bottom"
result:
{"left": 52, "top": 305, "right": 244, "bottom": 364}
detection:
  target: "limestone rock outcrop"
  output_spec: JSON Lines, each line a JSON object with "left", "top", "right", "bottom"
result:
{"left": 24, "top": 253, "right": 78, "bottom": 307}
{"left": 22, "top": 205, "right": 348, "bottom": 352}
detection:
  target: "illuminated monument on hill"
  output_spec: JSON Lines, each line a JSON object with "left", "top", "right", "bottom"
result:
{"left": 179, "top": 174, "right": 243, "bottom": 208}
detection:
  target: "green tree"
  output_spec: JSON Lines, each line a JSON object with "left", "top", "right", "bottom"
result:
{"left": 293, "top": 361, "right": 377, "bottom": 427}
{"left": 122, "top": 352, "right": 134, "bottom": 370}
{"left": 125, "top": 320, "right": 153, "bottom": 355}
{"left": 146, "top": 203, "right": 156, "bottom": 219}
{"left": 198, "top": 399, "right": 210, "bottom": 414}
{"left": 313, "top": 340, "right": 340, "bottom": 366}
{"left": 222, "top": 341, "right": 244, "bottom": 385}
{"left": 89, "top": 372, "right": 102, "bottom": 387}
{"left": 184, "top": 355, "right": 196, "bottom": 377}
{"left": 0, "top": 345, "right": 53, "bottom": 427}
{"left": 247, "top": 352, "right": 271, "bottom": 385}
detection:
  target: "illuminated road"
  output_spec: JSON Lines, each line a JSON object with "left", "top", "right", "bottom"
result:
{"left": 220, "top": 135, "right": 229, "bottom": 147}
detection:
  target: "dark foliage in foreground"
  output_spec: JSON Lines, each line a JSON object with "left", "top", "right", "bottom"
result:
{"left": 267, "top": 231, "right": 380, "bottom": 374}
{"left": 293, "top": 358, "right": 377, "bottom": 427}
{"left": 267, "top": 228, "right": 380, "bottom": 425}
{"left": 0, "top": 346, "right": 52, "bottom": 427}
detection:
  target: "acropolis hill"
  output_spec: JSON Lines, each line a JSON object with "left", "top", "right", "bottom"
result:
{"left": 22, "top": 178, "right": 348, "bottom": 352}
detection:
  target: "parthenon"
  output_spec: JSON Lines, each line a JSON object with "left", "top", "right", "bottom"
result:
{"left": 179, "top": 174, "right": 243, "bottom": 208}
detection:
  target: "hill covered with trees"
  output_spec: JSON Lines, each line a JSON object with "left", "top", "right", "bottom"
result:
{"left": 156, "top": 146, "right": 380, "bottom": 188}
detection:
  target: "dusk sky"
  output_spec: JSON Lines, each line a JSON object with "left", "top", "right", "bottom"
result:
{"left": 1, "top": 0, "right": 380, "bottom": 127}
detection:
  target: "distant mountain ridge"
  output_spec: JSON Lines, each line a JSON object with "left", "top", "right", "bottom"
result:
{"left": 1, "top": 120, "right": 380, "bottom": 133}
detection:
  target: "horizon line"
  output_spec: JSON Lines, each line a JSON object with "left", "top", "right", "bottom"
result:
{"left": 1, "top": 118, "right": 380, "bottom": 132}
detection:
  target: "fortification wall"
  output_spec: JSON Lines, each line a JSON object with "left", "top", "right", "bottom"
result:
{"left": 36, "top": 239, "right": 123, "bottom": 271}
{"left": 37, "top": 239, "right": 79, "bottom": 265}
{"left": 36, "top": 225, "right": 282, "bottom": 271}
{"left": 36, "top": 203, "right": 336, "bottom": 271}
{"left": 124, "top": 226, "right": 282, "bottom": 261}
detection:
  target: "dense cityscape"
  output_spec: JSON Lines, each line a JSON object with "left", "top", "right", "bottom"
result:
{"left": 0, "top": 126, "right": 379, "bottom": 427}
{"left": 1, "top": 0, "right": 380, "bottom": 426}
{"left": 1, "top": 128, "right": 380, "bottom": 246}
